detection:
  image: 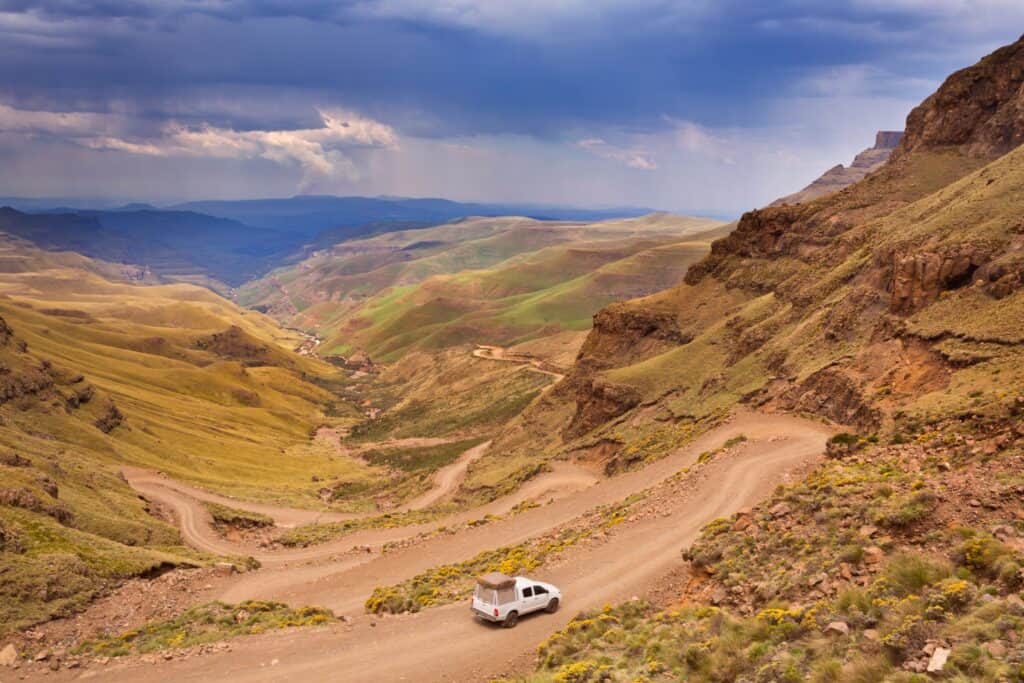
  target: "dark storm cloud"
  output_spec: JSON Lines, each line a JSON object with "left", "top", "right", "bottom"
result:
{"left": 0, "top": 1, "right": 1021, "bottom": 210}
{"left": 1, "top": 0, "right": 1014, "bottom": 137}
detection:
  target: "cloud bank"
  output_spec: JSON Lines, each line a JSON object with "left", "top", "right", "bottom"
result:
{"left": 0, "top": 104, "right": 397, "bottom": 184}
{"left": 1, "top": 2, "right": 1023, "bottom": 212}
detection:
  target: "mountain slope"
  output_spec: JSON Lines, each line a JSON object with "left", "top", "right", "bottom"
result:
{"left": 455, "top": 34, "right": 1024, "bottom": 496}
{"left": 174, "top": 195, "right": 652, "bottom": 235}
{"left": 1, "top": 196, "right": 655, "bottom": 292}
{"left": 506, "top": 32, "right": 1024, "bottom": 683}
{"left": 574, "top": 34, "right": 1024, "bottom": 435}
{"left": 239, "top": 213, "right": 727, "bottom": 361}
{"left": 0, "top": 234, "right": 376, "bottom": 631}
{"left": 0, "top": 207, "right": 291, "bottom": 289}
{"left": 773, "top": 130, "right": 903, "bottom": 206}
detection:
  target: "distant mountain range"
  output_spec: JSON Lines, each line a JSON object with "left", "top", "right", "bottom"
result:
{"left": 0, "top": 196, "right": 654, "bottom": 288}
{"left": 171, "top": 195, "right": 653, "bottom": 235}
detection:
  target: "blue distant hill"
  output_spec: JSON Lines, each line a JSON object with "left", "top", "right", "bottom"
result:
{"left": 0, "top": 195, "right": 653, "bottom": 287}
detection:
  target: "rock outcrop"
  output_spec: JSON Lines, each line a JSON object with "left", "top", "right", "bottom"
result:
{"left": 773, "top": 130, "right": 903, "bottom": 206}
{"left": 886, "top": 247, "right": 990, "bottom": 315}
{"left": 563, "top": 378, "right": 641, "bottom": 438}
{"left": 572, "top": 303, "right": 691, "bottom": 375}
{"left": 893, "top": 35, "right": 1024, "bottom": 160}
{"left": 779, "top": 366, "right": 882, "bottom": 431}
{"left": 560, "top": 34, "right": 1024, "bottom": 439}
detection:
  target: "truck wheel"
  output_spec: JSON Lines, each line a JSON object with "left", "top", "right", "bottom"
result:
{"left": 503, "top": 611, "right": 518, "bottom": 628}
{"left": 546, "top": 598, "right": 559, "bottom": 614}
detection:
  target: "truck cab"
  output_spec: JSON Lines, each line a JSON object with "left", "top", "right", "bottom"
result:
{"left": 471, "top": 572, "right": 561, "bottom": 627}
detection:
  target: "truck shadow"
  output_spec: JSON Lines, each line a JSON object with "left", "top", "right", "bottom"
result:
{"left": 472, "top": 608, "right": 561, "bottom": 630}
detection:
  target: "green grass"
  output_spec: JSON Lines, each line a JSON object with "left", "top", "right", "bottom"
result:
{"left": 0, "top": 508, "right": 199, "bottom": 635}
{"left": 513, "top": 477, "right": 1024, "bottom": 683}
{"left": 73, "top": 601, "right": 335, "bottom": 657}
{"left": 238, "top": 215, "right": 724, "bottom": 361}
{"left": 350, "top": 351, "right": 550, "bottom": 442}
{"left": 0, "top": 238, "right": 377, "bottom": 631}
{"left": 203, "top": 502, "right": 274, "bottom": 530}
{"left": 276, "top": 508, "right": 444, "bottom": 547}
{"left": 361, "top": 437, "right": 488, "bottom": 473}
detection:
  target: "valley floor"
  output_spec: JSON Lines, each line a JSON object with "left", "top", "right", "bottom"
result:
{"left": 26, "top": 410, "right": 831, "bottom": 682}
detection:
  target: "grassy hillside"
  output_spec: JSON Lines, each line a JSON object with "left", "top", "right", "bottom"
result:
{"left": 501, "top": 35, "right": 1024, "bottom": 682}
{"left": 0, "top": 235, "right": 383, "bottom": 631}
{"left": 237, "top": 213, "right": 726, "bottom": 361}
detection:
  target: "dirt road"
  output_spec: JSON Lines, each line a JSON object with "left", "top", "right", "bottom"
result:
{"left": 124, "top": 441, "right": 597, "bottom": 566}
{"left": 55, "top": 411, "right": 830, "bottom": 683}
{"left": 472, "top": 344, "right": 566, "bottom": 382}
{"left": 400, "top": 440, "right": 493, "bottom": 511}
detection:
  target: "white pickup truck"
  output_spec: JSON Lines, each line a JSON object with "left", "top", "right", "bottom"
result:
{"left": 471, "top": 572, "right": 561, "bottom": 627}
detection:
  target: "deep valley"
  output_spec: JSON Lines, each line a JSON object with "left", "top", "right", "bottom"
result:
{"left": 2, "top": 21, "right": 1024, "bottom": 683}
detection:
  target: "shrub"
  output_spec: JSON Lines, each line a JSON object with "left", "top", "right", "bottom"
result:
{"left": 838, "top": 544, "right": 865, "bottom": 564}
{"left": 826, "top": 433, "right": 863, "bottom": 459}
{"left": 203, "top": 502, "right": 273, "bottom": 530}
{"left": 841, "top": 656, "right": 891, "bottom": 683}
{"left": 873, "top": 491, "right": 937, "bottom": 530}
{"left": 74, "top": 601, "right": 334, "bottom": 657}
{"left": 883, "top": 553, "right": 952, "bottom": 596}
{"left": 957, "top": 535, "right": 1021, "bottom": 586}
{"left": 809, "top": 659, "right": 842, "bottom": 683}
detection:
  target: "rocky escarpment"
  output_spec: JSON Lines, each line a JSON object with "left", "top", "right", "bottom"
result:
{"left": 773, "top": 130, "right": 903, "bottom": 206}
{"left": 563, "top": 378, "right": 641, "bottom": 438}
{"left": 570, "top": 303, "right": 691, "bottom": 377}
{"left": 562, "top": 34, "right": 1024, "bottom": 439}
{"left": 874, "top": 231, "right": 1024, "bottom": 315}
{"left": 694, "top": 36, "right": 1024, "bottom": 294}
{"left": 884, "top": 247, "right": 992, "bottom": 315}
{"left": 559, "top": 302, "right": 692, "bottom": 435}
{"left": 893, "top": 34, "right": 1024, "bottom": 160}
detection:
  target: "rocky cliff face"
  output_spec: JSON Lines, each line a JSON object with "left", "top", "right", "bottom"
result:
{"left": 894, "top": 35, "right": 1024, "bottom": 160}
{"left": 888, "top": 35, "right": 1024, "bottom": 161}
{"left": 773, "top": 130, "right": 903, "bottom": 206}
{"left": 562, "top": 34, "right": 1024, "bottom": 439}
{"left": 692, "top": 34, "right": 1024, "bottom": 296}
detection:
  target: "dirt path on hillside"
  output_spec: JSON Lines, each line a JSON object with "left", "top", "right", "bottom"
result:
{"left": 122, "top": 468, "right": 354, "bottom": 529}
{"left": 55, "top": 411, "right": 831, "bottom": 683}
{"left": 122, "top": 440, "right": 598, "bottom": 566}
{"left": 399, "top": 440, "right": 493, "bottom": 511}
{"left": 472, "top": 344, "right": 566, "bottom": 382}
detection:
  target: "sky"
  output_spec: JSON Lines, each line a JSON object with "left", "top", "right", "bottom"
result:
{"left": 0, "top": 1, "right": 1022, "bottom": 217}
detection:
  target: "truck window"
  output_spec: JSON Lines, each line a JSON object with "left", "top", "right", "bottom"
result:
{"left": 497, "top": 586, "right": 516, "bottom": 604}
{"left": 474, "top": 585, "right": 496, "bottom": 604}
{"left": 534, "top": 585, "right": 548, "bottom": 595}
{"left": 522, "top": 587, "right": 533, "bottom": 598}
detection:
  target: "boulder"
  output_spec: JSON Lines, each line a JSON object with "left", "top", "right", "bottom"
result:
{"left": 824, "top": 621, "right": 850, "bottom": 636}
{"left": 214, "top": 562, "right": 237, "bottom": 576}
{"left": 927, "top": 647, "right": 951, "bottom": 673}
{"left": 0, "top": 643, "right": 17, "bottom": 667}
{"left": 864, "top": 546, "right": 885, "bottom": 564}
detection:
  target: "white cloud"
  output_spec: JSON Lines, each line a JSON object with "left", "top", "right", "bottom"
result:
{"left": 577, "top": 137, "right": 657, "bottom": 170}
{"left": 0, "top": 104, "right": 398, "bottom": 184}
{"left": 0, "top": 104, "right": 123, "bottom": 136}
